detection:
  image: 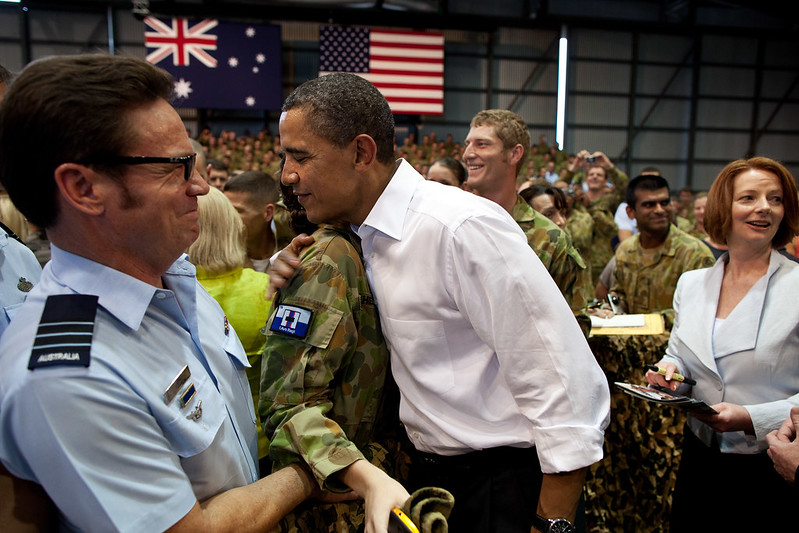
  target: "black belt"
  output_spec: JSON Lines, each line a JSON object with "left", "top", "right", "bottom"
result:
{"left": 414, "top": 445, "right": 537, "bottom": 471}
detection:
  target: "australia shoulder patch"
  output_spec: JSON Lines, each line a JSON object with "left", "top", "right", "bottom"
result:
{"left": 269, "top": 304, "right": 313, "bottom": 338}
{"left": 28, "top": 294, "right": 99, "bottom": 370}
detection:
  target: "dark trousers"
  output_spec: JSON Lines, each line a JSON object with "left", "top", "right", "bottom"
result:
{"left": 407, "top": 446, "right": 543, "bottom": 533}
{"left": 670, "top": 429, "right": 794, "bottom": 532}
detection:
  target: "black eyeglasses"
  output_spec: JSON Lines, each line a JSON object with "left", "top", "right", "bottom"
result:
{"left": 85, "top": 153, "right": 197, "bottom": 181}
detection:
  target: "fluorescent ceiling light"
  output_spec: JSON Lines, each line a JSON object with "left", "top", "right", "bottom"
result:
{"left": 556, "top": 29, "right": 568, "bottom": 149}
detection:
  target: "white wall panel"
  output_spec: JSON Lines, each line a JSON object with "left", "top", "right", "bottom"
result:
{"left": 496, "top": 92, "right": 557, "bottom": 126}
{"left": 571, "top": 61, "right": 631, "bottom": 93}
{"left": 696, "top": 99, "right": 754, "bottom": 129}
{"left": 570, "top": 29, "right": 632, "bottom": 60}
{"left": 701, "top": 34, "right": 758, "bottom": 64}
{"left": 571, "top": 94, "right": 629, "bottom": 127}
{"left": 568, "top": 129, "right": 627, "bottom": 158}
{"left": 634, "top": 97, "right": 692, "bottom": 129}
{"left": 638, "top": 34, "right": 694, "bottom": 63}
{"left": 757, "top": 102, "right": 799, "bottom": 130}
{"left": 694, "top": 131, "right": 751, "bottom": 159}
{"left": 636, "top": 64, "right": 693, "bottom": 97}
{"left": 630, "top": 130, "right": 688, "bottom": 160}
{"left": 699, "top": 66, "right": 756, "bottom": 97}
{"left": 496, "top": 58, "right": 558, "bottom": 91}
{"left": 760, "top": 70, "right": 799, "bottom": 99}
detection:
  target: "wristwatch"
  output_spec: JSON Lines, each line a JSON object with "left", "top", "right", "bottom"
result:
{"left": 531, "top": 513, "right": 575, "bottom": 533}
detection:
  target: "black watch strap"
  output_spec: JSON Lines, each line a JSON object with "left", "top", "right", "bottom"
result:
{"left": 531, "top": 514, "right": 575, "bottom": 533}
{"left": 531, "top": 513, "right": 551, "bottom": 533}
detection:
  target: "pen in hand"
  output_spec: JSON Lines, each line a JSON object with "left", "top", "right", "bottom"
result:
{"left": 645, "top": 365, "right": 697, "bottom": 386}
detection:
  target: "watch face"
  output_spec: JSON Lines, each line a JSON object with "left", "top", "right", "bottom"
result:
{"left": 549, "top": 519, "right": 575, "bottom": 533}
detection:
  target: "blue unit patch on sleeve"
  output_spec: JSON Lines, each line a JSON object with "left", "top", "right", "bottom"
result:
{"left": 28, "top": 294, "right": 99, "bottom": 370}
{"left": 269, "top": 304, "right": 313, "bottom": 338}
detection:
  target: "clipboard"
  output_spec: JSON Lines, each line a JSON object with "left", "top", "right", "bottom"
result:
{"left": 614, "top": 382, "right": 718, "bottom": 414}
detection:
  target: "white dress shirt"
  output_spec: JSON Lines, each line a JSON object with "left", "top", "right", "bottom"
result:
{"left": 355, "top": 159, "right": 610, "bottom": 473}
{"left": 614, "top": 201, "right": 637, "bottom": 234}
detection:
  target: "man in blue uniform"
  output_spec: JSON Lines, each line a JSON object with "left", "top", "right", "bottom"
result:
{"left": 0, "top": 54, "right": 341, "bottom": 532}
{"left": 0, "top": 219, "right": 41, "bottom": 337}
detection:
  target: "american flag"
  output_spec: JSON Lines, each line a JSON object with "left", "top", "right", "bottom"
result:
{"left": 144, "top": 17, "right": 282, "bottom": 110}
{"left": 319, "top": 26, "right": 444, "bottom": 115}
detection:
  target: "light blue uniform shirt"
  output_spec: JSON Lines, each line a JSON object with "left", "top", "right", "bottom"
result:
{"left": 0, "top": 245, "right": 258, "bottom": 532}
{"left": 0, "top": 228, "right": 42, "bottom": 337}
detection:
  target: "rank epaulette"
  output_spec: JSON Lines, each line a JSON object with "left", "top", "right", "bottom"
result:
{"left": 28, "top": 294, "right": 99, "bottom": 370}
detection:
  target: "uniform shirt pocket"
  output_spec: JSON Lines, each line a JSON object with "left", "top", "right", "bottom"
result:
{"left": 159, "top": 371, "right": 226, "bottom": 457}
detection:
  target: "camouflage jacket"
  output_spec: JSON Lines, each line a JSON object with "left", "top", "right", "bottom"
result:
{"left": 259, "top": 225, "right": 390, "bottom": 491}
{"left": 565, "top": 206, "right": 594, "bottom": 261}
{"left": 611, "top": 224, "right": 715, "bottom": 328}
{"left": 675, "top": 215, "right": 693, "bottom": 234}
{"left": 512, "top": 195, "right": 594, "bottom": 312}
{"left": 569, "top": 203, "right": 618, "bottom": 288}
{"left": 687, "top": 224, "right": 709, "bottom": 241}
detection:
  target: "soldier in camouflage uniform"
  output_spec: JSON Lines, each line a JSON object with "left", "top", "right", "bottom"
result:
{"left": 583, "top": 202, "right": 619, "bottom": 288}
{"left": 563, "top": 151, "right": 628, "bottom": 214}
{"left": 561, "top": 151, "right": 627, "bottom": 287}
{"left": 464, "top": 110, "right": 593, "bottom": 318}
{"left": 260, "top": 187, "right": 410, "bottom": 532}
{"left": 611, "top": 174, "right": 715, "bottom": 329}
{"left": 223, "top": 171, "right": 283, "bottom": 273}
{"left": 564, "top": 202, "right": 593, "bottom": 256}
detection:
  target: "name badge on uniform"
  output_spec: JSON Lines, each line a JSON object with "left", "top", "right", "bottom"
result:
{"left": 269, "top": 304, "right": 313, "bottom": 339}
{"left": 163, "top": 365, "right": 191, "bottom": 405}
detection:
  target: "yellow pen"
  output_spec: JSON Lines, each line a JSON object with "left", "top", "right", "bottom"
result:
{"left": 645, "top": 365, "right": 697, "bottom": 386}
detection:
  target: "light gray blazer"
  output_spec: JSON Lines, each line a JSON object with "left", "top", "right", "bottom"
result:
{"left": 662, "top": 249, "right": 799, "bottom": 453}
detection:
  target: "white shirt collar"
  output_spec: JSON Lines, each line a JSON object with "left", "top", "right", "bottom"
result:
{"left": 357, "top": 159, "right": 421, "bottom": 241}
{"left": 48, "top": 245, "right": 196, "bottom": 331}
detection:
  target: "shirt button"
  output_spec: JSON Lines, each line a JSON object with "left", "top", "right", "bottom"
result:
{"left": 156, "top": 293, "right": 166, "bottom": 299}
{"left": 413, "top": 432, "right": 420, "bottom": 439}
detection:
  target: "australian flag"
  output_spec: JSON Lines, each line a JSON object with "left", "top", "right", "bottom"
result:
{"left": 144, "top": 17, "right": 282, "bottom": 110}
